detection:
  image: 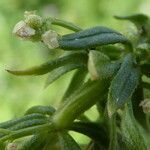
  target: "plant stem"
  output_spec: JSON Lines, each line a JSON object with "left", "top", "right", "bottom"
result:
{"left": 52, "top": 79, "right": 109, "bottom": 129}
{"left": 46, "top": 17, "right": 82, "bottom": 32}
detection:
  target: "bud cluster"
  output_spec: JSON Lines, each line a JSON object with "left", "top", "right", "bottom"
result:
{"left": 13, "top": 11, "right": 59, "bottom": 48}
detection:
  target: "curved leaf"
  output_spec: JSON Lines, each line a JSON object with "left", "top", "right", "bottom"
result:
{"left": 107, "top": 53, "right": 140, "bottom": 116}
{"left": 115, "top": 14, "right": 149, "bottom": 26}
{"left": 6, "top": 51, "right": 87, "bottom": 76}
{"left": 88, "top": 50, "right": 120, "bottom": 80}
{"left": 69, "top": 122, "right": 108, "bottom": 144}
{"left": 25, "top": 105, "right": 55, "bottom": 116}
{"left": 59, "top": 26, "right": 131, "bottom": 50}
{"left": 121, "top": 101, "right": 147, "bottom": 150}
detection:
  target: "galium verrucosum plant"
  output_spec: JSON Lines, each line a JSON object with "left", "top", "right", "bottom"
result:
{"left": 0, "top": 11, "right": 150, "bottom": 149}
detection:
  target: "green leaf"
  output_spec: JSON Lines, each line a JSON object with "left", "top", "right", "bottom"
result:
{"left": 58, "top": 132, "right": 81, "bottom": 150}
{"left": 8, "top": 118, "right": 49, "bottom": 131}
{"left": 69, "top": 122, "right": 108, "bottom": 145}
{"left": 107, "top": 53, "right": 140, "bottom": 116}
{"left": 59, "top": 26, "right": 131, "bottom": 50}
{"left": 121, "top": 101, "right": 147, "bottom": 150}
{"left": 45, "top": 64, "right": 84, "bottom": 88}
{"left": 88, "top": 50, "right": 120, "bottom": 80}
{"left": 25, "top": 105, "right": 55, "bottom": 116}
{"left": 0, "top": 123, "right": 54, "bottom": 143}
{"left": 115, "top": 14, "right": 149, "bottom": 27}
{"left": 0, "top": 114, "right": 46, "bottom": 129}
{"left": 6, "top": 51, "right": 87, "bottom": 76}
{"left": 98, "top": 45, "right": 122, "bottom": 60}
{"left": 62, "top": 69, "right": 87, "bottom": 102}
{"left": 141, "top": 63, "right": 150, "bottom": 77}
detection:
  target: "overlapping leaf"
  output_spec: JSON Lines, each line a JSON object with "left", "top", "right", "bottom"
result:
{"left": 107, "top": 53, "right": 140, "bottom": 116}
{"left": 88, "top": 50, "right": 120, "bottom": 80}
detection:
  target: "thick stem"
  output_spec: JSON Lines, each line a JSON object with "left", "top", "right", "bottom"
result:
{"left": 52, "top": 79, "right": 109, "bottom": 129}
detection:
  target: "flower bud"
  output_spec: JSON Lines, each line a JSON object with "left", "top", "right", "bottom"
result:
{"left": 25, "top": 14, "right": 43, "bottom": 29}
{"left": 7, "top": 143, "right": 17, "bottom": 150}
{"left": 42, "top": 30, "right": 59, "bottom": 49}
{"left": 139, "top": 99, "right": 150, "bottom": 113}
{"left": 12, "top": 21, "right": 35, "bottom": 39}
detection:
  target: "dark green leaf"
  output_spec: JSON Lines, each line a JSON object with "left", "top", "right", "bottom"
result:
{"left": 25, "top": 105, "right": 55, "bottom": 116}
{"left": 88, "top": 51, "right": 120, "bottom": 80}
{"left": 59, "top": 26, "right": 131, "bottom": 50}
{"left": 8, "top": 118, "right": 49, "bottom": 131}
{"left": 141, "top": 63, "right": 150, "bottom": 77}
{"left": 121, "top": 101, "right": 147, "bottom": 150}
{"left": 107, "top": 53, "right": 140, "bottom": 116}
{"left": 115, "top": 14, "right": 149, "bottom": 26}
{"left": 69, "top": 122, "right": 108, "bottom": 144}
{"left": 58, "top": 132, "right": 81, "bottom": 150}
{"left": 6, "top": 51, "right": 87, "bottom": 76}
{"left": 0, "top": 114, "right": 46, "bottom": 129}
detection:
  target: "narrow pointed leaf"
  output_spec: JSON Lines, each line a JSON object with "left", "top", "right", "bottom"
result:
{"left": 69, "top": 122, "right": 108, "bottom": 144}
{"left": 25, "top": 105, "right": 55, "bottom": 116}
{"left": 0, "top": 114, "right": 46, "bottom": 129}
{"left": 62, "top": 69, "right": 87, "bottom": 101}
{"left": 115, "top": 14, "right": 149, "bottom": 26}
{"left": 58, "top": 132, "right": 81, "bottom": 150}
{"left": 121, "top": 101, "right": 147, "bottom": 150}
{"left": 45, "top": 64, "right": 84, "bottom": 88}
{"left": 6, "top": 51, "right": 87, "bottom": 76}
{"left": 107, "top": 54, "right": 140, "bottom": 116}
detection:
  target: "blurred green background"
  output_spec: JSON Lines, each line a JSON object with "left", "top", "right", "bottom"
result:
{"left": 0, "top": 0, "right": 150, "bottom": 144}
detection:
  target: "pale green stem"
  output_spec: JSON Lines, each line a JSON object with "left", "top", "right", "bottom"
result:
{"left": 46, "top": 17, "right": 82, "bottom": 32}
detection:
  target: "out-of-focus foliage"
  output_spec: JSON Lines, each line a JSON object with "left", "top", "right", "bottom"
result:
{"left": 0, "top": 0, "right": 150, "bottom": 145}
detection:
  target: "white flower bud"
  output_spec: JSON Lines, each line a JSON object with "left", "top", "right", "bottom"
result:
{"left": 88, "top": 51, "right": 99, "bottom": 80}
{"left": 24, "top": 10, "right": 36, "bottom": 18}
{"left": 12, "top": 21, "right": 35, "bottom": 39}
{"left": 25, "top": 14, "right": 43, "bottom": 29}
{"left": 7, "top": 143, "right": 17, "bottom": 150}
{"left": 42, "top": 30, "right": 59, "bottom": 49}
{"left": 139, "top": 99, "right": 150, "bottom": 113}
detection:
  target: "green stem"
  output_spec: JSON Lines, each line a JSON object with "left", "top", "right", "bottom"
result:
{"left": 108, "top": 114, "right": 117, "bottom": 150}
{"left": 52, "top": 79, "right": 109, "bottom": 129}
{"left": 46, "top": 17, "right": 82, "bottom": 32}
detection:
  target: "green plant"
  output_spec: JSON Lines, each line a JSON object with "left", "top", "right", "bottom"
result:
{"left": 0, "top": 11, "right": 150, "bottom": 149}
